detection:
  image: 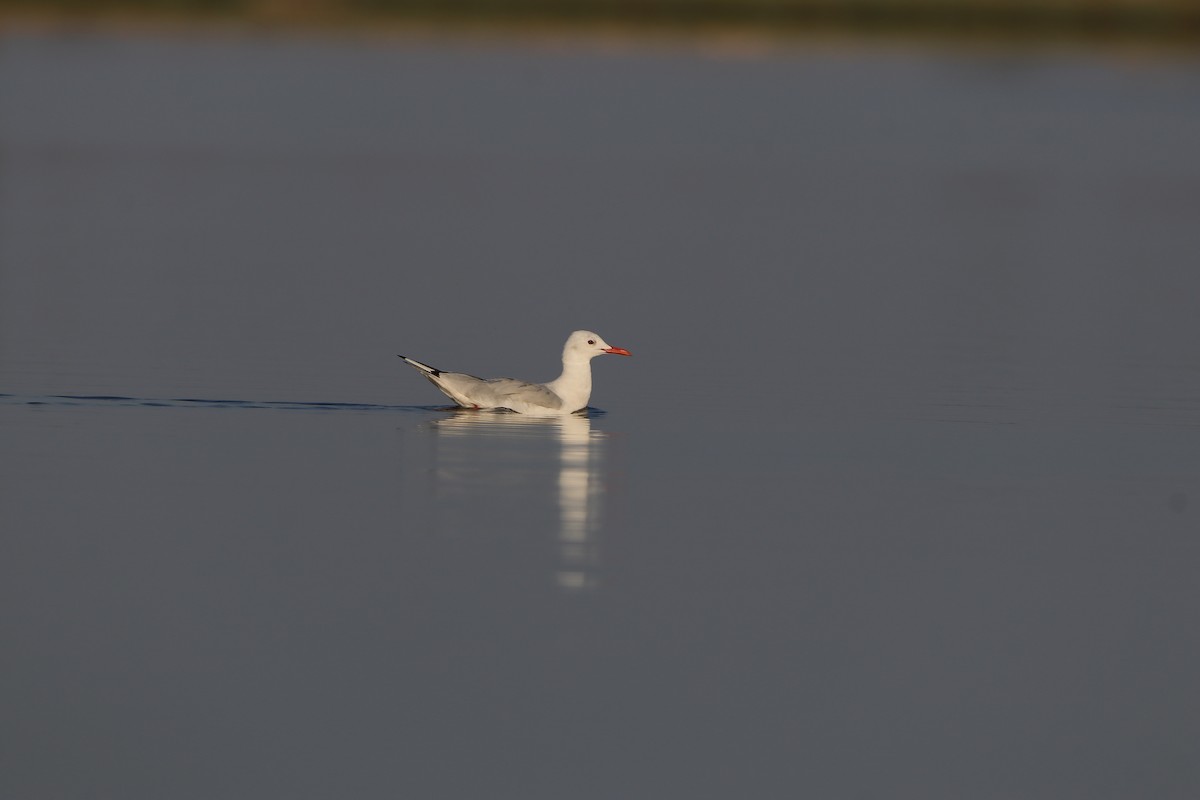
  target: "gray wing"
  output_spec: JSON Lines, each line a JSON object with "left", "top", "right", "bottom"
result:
{"left": 481, "top": 377, "right": 564, "bottom": 411}
{"left": 429, "top": 372, "right": 562, "bottom": 411}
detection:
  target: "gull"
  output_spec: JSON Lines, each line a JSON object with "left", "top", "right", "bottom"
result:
{"left": 398, "top": 330, "right": 631, "bottom": 415}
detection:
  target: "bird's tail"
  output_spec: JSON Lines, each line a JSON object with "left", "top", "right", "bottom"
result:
{"left": 397, "top": 355, "right": 442, "bottom": 377}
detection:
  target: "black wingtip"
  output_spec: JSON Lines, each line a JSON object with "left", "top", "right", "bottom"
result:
{"left": 397, "top": 355, "right": 442, "bottom": 377}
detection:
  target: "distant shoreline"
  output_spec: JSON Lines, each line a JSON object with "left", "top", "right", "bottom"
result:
{"left": 1, "top": 0, "right": 1198, "bottom": 46}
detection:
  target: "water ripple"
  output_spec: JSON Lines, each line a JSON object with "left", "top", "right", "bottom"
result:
{"left": 0, "top": 393, "right": 435, "bottom": 413}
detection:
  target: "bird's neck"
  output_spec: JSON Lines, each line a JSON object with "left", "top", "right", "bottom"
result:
{"left": 545, "top": 357, "right": 593, "bottom": 412}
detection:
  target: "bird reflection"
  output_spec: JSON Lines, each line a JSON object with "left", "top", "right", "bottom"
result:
{"left": 429, "top": 410, "right": 608, "bottom": 591}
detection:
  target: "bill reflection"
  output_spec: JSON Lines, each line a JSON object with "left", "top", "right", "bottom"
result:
{"left": 429, "top": 410, "right": 609, "bottom": 591}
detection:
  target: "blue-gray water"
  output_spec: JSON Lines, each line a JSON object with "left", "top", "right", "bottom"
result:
{"left": 2, "top": 29, "right": 1199, "bottom": 799}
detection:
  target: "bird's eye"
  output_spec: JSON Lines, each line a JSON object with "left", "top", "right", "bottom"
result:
{"left": 588, "top": 339, "right": 596, "bottom": 345}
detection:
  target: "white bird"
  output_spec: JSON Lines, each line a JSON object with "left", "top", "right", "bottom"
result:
{"left": 398, "top": 330, "right": 632, "bottom": 415}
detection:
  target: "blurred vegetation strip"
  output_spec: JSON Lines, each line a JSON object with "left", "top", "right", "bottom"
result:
{"left": 1, "top": 0, "right": 1198, "bottom": 41}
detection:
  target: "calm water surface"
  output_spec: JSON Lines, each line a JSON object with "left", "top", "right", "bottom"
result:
{"left": 2, "top": 30, "right": 1199, "bottom": 799}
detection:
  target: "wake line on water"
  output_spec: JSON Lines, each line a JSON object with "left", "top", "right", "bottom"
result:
{"left": 0, "top": 393, "right": 437, "bottom": 413}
